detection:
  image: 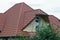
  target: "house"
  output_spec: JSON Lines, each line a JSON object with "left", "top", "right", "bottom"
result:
{"left": 0, "top": 2, "right": 60, "bottom": 40}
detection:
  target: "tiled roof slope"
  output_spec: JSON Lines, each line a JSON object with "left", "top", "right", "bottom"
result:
{"left": 59, "top": 19, "right": 60, "bottom": 21}
{"left": 0, "top": 13, "right": 6, "bottom": 33}
{"left": 17, "top": 9, "right": 47, "bottom": 35}
{"left": 0, "top": 2, "right": 34, "bottom": 36}
{"left": 0, "top": 2, "right": 60, "bottom": 37}
{"left": 49, "top": 15, "right": 60, "bottom": 32}
{"left": 0, "top": 3, "right": 24, "bottom": 37}
{"left": 18, "top": 9, "right": 47, "bottom": 30}
{"left": 23, "top": 9, "right": 47, "bottom": 29}
{"left": 49, "top": 15, "right": 60, "bottom": 27}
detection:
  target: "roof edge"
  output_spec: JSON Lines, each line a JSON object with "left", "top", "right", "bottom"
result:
{"left": 4, "top": 2, "right": 33, "bottom": 14}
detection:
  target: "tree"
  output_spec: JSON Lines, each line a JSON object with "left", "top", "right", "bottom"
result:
{"left": 32, "top": 23, "right": 60, "bottom": 40}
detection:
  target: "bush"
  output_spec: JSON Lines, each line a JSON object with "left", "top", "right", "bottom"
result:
{"left": 8, "top": 23, "right": 60, "bottom": 40}
{"left": 31, "top": 23, "right": 60, "bottom": 40}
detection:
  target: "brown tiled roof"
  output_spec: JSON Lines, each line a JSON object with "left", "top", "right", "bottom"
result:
{"left": 49, "top": 15, "right": 60, "bottom": 32}
{"left": 59, "top": 19, "right": 60, "bottom": 21}
{"left": 0, "top": 2, "right": 60, "bottom": 37}
{"left": 0, "top": 2, "right": 34, "bottom": 37}
{"left": 0, "top": 13, "right": 5, "bottom": 33}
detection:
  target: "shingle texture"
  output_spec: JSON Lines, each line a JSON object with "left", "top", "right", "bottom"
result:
{"left": 49, "top": 15, "right": 60, "bottom": 33}
{"left": 0, "top": 2, "right": 60, "bottom": 37}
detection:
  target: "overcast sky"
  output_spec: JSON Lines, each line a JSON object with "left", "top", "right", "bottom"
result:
{"left": 0, "top": 0, "right": 60, "bottom": 19}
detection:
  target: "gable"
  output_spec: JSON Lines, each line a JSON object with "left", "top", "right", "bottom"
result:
{"left": 23, "top": 19, "right": 36, "bottom": 32}
{"left": 23, "top": 16, "right": 46, "bottom": 32}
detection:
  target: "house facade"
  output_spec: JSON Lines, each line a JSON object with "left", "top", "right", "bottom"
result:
{"left": 0, "top": 2, "right": 60, "bottom": 40}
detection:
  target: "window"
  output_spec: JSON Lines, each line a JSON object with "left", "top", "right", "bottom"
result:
{"left": 36, "top": 15, "right": 40, "bottom": 31}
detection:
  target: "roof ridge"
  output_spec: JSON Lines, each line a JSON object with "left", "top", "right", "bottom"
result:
{"left": 51, "top": 15, "right": 59, "bottom": 20}
{"left": 24, "top": 9, "right": 45, "bottom": 13}
{"left": 16, "top": 2, "right": 25, "bottom": 5}
{"left": 4, "top": 3, "right": 24, "bottom": 14}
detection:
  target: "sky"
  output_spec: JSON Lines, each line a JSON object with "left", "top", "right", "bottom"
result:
{"left": 0, "top": 0, "right": 60, "bottom": 19}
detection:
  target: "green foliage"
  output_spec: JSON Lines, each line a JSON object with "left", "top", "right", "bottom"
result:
{"left": 32, "top": 23, "right": 60, "bottom": 40}
{"left": 8, "top": 35, "right": 29, "bottom": 40}
{"left": 8, "top": 23, "right": 60, "bottom": 40}
{"left": 18, "top": 35, "right": 29, "bottom": 40}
